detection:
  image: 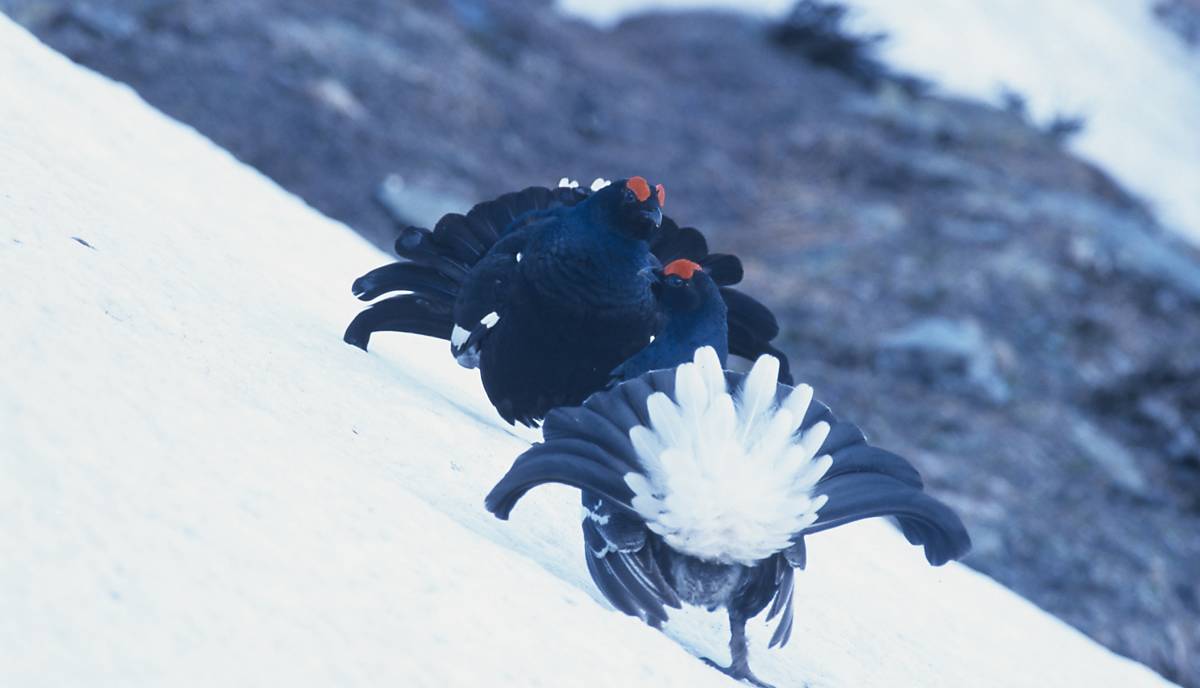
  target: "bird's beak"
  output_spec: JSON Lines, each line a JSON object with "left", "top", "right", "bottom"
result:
{"left": 639, "top": 207, "right": 663, "bottom": 228}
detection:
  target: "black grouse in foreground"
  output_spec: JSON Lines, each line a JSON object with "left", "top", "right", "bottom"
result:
{"left": 486, "top": 346, "right": 971, "bottom": 687}
{"left": 344, "top": 177, "right": 791, "bottom": 426}
{"left": 579, "top": 257, "right": 729, "bottom": 605}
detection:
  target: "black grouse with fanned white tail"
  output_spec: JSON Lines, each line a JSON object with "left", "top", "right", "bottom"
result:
{"left": 486, "top": 344, "right": 971, "bottom": 688}
{"left": 344, "top": 177, "right": 790, "bottom": 426}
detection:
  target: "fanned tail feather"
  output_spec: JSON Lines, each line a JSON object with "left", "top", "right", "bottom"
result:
{"left": 343, "top": 295, "right": 453, "bottom": 351}
{"left": 699, "top": 253, "right": 743, "bottom": 285}
{"left": 806, "top": 473, "right": 970, "bottom": 566}
{"left": 649, "top": 217, "right": 709, "bottom": 265}
{"left": 350, "top": 185, "right": 589, "bottom": 351}
{"left": 484, "top": 443, "right": 636, "bottom": 520}
{"left": 351, "top": 262, "right": 460, "bottom": 302}
{"left": 392, "top": 227, "right": 470, "bottom": 282}
{"left": 722, "top": 287, "right": 793, "bottom": 385}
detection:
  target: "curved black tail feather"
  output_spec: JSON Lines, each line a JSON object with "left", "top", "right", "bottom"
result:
{"left": 343, "top": 295, "right": 453, "bottom": 351}
{"left": 808, "top": 473, "right": 971, "bottom": 566}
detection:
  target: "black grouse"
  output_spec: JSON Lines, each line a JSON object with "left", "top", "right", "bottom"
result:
{"left": 611, "top": 258, "right": 729, "bottom": 382}
{"left": 487, "top": 340, "right": 971, "bottom": 686}
{"left": 578, "top": 257, "right": 730, "bottom": 603}
{"left": 344, "top": 177, "right": 791, "bottom": 426}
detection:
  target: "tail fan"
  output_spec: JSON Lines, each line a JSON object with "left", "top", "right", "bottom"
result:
{"left": 486, "top": 348, "right": 970, "bottom": 641}
{"left": 347, "top": 184, "right": 587, "bottom": 352}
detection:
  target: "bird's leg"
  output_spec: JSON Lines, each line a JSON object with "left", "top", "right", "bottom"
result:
{"left": 701, "top": 610, "right": 776, "bottom": 688}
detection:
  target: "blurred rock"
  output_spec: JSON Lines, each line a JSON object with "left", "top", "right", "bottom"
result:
{"left": 306, "top": 78, "right": 368, "bottom": 121}
{"left": 876, "top": 317, "right": 1010, "bottom": 404}
{"left": 1069, "top": 418, "right": 1152, "bottom": 498}
{"left": 376, "top": 174, "right": 471, "bottom": 230}
{"left": 935, "top": 216, "right": 1010, "bottom": 245}
{"left": 62, "top": 3, "right": 138, "bottom": 40}
{"left": 1138, "top": 396, "right": 1200, "bottom": 467}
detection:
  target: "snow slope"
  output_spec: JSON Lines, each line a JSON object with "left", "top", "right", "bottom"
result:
{"left": 0, "top": 15, "right": 1178, "bottom": 688}
{"left": 559, "top": 0, "right": 1200, "bottom": 244}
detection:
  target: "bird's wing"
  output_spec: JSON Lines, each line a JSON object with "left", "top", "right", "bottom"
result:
{"left": 446, "top": 231, "right": 530, "bottom": 365}
{"left": 582, "top": 491, "right": 646, "bottom": 553}
{"left": 345, "top": 184, "right": 585, "bottom": 350}
{"left": 581, "top": 492, "right": 681, "bottom": 627}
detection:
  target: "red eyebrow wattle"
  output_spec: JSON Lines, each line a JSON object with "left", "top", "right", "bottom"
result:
{"left": 626, "top": 176, "right": 651, "bottom": 202}
{"left": 655, "top": 184, "right": 665, "bottom": 207}
{"left": 663, "top": 259, "right": 700, "bottom": 280}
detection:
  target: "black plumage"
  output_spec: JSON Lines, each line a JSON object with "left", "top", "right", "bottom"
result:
{"left": 344, "top": 178, "right": 790, "bottom": 426}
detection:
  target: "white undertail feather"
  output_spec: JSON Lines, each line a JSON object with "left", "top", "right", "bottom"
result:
{"left": 625, "top": 347, "right": 832, "bottom": 565}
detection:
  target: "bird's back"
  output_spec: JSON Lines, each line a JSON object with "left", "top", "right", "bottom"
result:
{"left": 476, "top": 218, "right": 660, "bottom": 425}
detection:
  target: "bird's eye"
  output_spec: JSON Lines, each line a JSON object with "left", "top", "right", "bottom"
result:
{"left": 666, "top": 275, "right": 685, "bottom": 287}
{"left": 623, "top": 188, "right": 636, "bottom": 204}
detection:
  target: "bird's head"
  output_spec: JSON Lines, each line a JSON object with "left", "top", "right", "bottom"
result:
{"left": 653, "top": 258, "right": 722, "bottom": 313}
{"left": 585, "top": 176, "right": 665, "bottom": 241}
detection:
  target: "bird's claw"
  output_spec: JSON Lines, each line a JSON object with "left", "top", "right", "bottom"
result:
{"left": 700, "top": 657, "right": 776, "bottom": 688}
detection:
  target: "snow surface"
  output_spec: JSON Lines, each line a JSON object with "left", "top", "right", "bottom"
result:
{"left": 0, "top": 15, "right": 1179, "bottom": 688}
{"left": 558, "top": 0, "right": 1200, "bottom": 244}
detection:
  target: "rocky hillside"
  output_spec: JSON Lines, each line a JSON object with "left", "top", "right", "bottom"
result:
{"left": 4, "top": 0, "right": 1196, "bottom": 683}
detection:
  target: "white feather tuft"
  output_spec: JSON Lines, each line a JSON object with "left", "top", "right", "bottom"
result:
{"left": 590, "top": 177, "right": 611, "bottom": 191}
{"left": 781, "top": 384, "right": 814, "bottom": 431}
{"left": 624, "top": 347, "right": 832, "bottom": 565}
{"left": 557, "top": 177, "right": 580, "bottom": 189}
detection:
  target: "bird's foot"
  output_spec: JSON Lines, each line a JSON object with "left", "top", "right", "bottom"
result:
{"left": 701, "top": 657, "right": 776, "bottom": 688}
